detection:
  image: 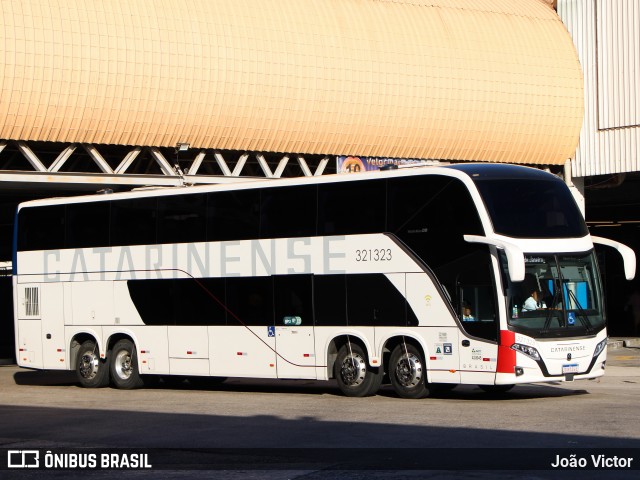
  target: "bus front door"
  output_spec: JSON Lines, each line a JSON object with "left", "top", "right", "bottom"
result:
{"left": 457, "top": 285, "right": 498, "bottom": 385}
{"left": 458, "top": 334, "right": 498, "bottom": 385}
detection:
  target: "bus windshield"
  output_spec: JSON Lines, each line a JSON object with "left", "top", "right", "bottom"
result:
{"left": 502, "top": 252, "right": 604, "bottom": 338}
{"left": 474, "top": 178, "right": 589, "bottom": 239}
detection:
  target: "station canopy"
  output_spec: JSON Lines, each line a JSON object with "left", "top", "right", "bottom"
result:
{"left": 0, "top": 0, "right": 583, "bottom": 165}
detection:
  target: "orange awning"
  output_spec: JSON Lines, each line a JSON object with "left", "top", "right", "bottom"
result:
{"left": 0, "top": 0, "right": 583, "bottom": 165}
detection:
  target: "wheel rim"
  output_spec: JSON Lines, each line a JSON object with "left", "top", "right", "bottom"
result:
{"left": 340, "top": 353, "right": 367, "bottom": 387}
{"left": 395, "top": 352, "right": 423, "bottom": 388}
{"left": 114, "top": 349, "right": 133, "bottom": 380}
{"left": 79, "top": 350, "right": 99, "bottom": 380}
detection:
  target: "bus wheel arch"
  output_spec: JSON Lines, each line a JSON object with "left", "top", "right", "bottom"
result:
{"left": 329, "top": 335, "right": 382, "bottom": 397}
{"left": 70, "top": 332, "right": 104, "bottom": 371}
{"left": 382, "top": 335, "right": 430, "bottom": 376}
{"left": 105, "top": 332, "right": 143, "bottom": 369}
{"left": 326, "top": 334, "right": 373, "bottom": 379}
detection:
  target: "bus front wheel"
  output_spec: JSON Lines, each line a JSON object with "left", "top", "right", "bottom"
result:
{"left": 76, "top": 340, "right": 110, "bottom": 388}
{"left": 334, "top": 343, "right": 382, "bottom": 397}
{"left": 109, "top": 339, "right": 144, "bottom": 389}
{"left": 389, "top": 343, "right": 430, "bottom": 399}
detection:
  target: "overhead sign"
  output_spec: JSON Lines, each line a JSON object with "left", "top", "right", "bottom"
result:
{"left": 337, "top": 156, "right": 434, "bottom": 173}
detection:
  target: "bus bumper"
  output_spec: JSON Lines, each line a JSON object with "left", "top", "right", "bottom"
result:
{"left": 495, "top": 352, "right": 607, "bottom": 385}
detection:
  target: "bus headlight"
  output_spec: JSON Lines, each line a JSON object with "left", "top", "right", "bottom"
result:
{"left": 592, "top": 339, "right": 607, "bottom": 358}
{"left": 511, "top": 343, "right": 541, "bottom": 361}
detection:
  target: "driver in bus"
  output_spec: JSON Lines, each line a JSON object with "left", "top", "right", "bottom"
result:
{"left": 522, "top": 288, "right": 547, "bottom": 312}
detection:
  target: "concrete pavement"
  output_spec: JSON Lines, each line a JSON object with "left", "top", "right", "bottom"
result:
{"left": 1, "top": 343, "right": 639, "bottom": 479}
{"left": 606, "top": 339, "right": 640, "bottom": 368}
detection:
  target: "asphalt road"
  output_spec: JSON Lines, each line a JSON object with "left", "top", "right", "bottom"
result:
{"left": 1, "top": 346, "right": 639, "bottom": 479}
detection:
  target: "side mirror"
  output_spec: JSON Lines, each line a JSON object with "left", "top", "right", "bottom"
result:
{"left": 591, "top": 236, "right": 636, "bottom": 281}
{"left": 463, "top": 235, "right": 525, "bottom": 282}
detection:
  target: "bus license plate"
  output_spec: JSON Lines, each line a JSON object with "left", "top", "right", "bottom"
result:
{"left": 562, "top": 364, "right": 579, "bottom": 374}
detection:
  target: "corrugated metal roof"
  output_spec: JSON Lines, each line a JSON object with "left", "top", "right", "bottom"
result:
{"left": 0, "top": 0, "right": 583, "bottom": 165}
{"left": 559, "top": 0, "right": 640, "bottom": 176}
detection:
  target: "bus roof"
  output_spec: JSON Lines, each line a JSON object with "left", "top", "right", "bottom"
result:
{"left": 17, "top": 163, "right": 559, "bottom": 210}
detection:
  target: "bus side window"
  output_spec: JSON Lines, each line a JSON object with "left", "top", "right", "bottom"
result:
{"left": 274, "top": 275, "right": 312, "bottom": 325}
{"left": 317, "top": 180, "right": 385, "bottom": 236}
{"left": 18, "top": 205, "right": 66, "bottom": 251}
{"left": 207, "top": 190, "right": 260, "bottom": 241}
{"left": 260, "top": 186, "right": 316, "bottom": 239}
{"left": 127, "top": 279, "right": 176, "bottom": 326}
{"left": 457, "top": 284, "right": 497, "bottom": 341}
{"left": 346, "top": 274, "right": 406, "bottom": 327}
{"left": 314, "top": 275, "right": 347, "bottom": 327}
{"left": 127, "top": 278, "right": 227, "bottom": 326}
{"left": 225, "top": 277, "right": 274, "bottom": 327}
{"left": 111, "top": 198, "right": 157, "bottom": 247}
{"left": 66, "top": 202, "right": 110, "bottom": 249}
{"left": 176, "top": 278, "right": 227, "bottom": 326}
{"left": 387, "top": 176, "right": 484, "bottom": 267}
{"left": 158, "top": 193, "right": 206, "bottom": 244}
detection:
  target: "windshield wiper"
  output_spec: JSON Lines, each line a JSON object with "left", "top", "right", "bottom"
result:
{"left": 566, "top": 288, "right": 594, "bottom": 334}
{"left": 542, "top": 285, "right": 562, "bottom": 335}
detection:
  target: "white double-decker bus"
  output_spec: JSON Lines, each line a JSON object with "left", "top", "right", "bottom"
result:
{"left": 13, "top": 164, "right": 635, "bottom": 398}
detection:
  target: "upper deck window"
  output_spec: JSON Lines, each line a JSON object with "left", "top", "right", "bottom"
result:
{"left": 18, "top": 205, "right": 65, "bottom": 251}
{"left": 474, "top": 178, "right": 588, "bottom": 239}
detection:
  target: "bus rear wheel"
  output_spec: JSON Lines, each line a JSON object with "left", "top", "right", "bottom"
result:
{"left": 389, "top": 343, "right": 430, "bottom": 399}
{"left": 335, "top": 343, "right": 382, "bottom": 397}
{"left": 109, "top": 339, "right": 144, "bottom": 389}
{"left": 76, "top": 340, "right": 109, "bottom": 388}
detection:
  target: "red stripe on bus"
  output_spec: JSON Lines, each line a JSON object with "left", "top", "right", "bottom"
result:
{"left": 497, "top": 330, "right": 516, "bottom": 373}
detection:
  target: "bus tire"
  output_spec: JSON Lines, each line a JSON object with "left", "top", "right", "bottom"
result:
{"left": 334, "top": 343, "right": 382, "bottom": 397}
{"left": 76, "top": 340, "right": 110, "bottom": 388}
{"left": 479, "top": 384, "right": 514, "bottom": 394}
{"left": 109, "top": 339, "right": 144, "bottom": 389}
{"left": 389, "top": 343, "right": 430, "bottom": 399}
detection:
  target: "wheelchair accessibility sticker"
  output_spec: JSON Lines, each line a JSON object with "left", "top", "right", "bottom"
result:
{"left": 268, "top": 326, "right": 275, "bottom": 337}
